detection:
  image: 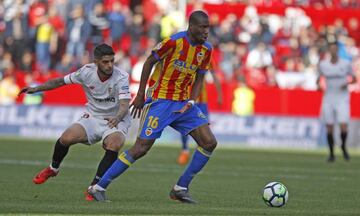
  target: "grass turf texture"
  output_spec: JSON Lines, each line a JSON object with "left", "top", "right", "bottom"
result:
{"left": 0, "top": 137, "right": 359, "bottom": 215}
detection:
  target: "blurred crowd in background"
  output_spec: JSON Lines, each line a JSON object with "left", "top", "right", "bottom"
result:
{"left": 0, "top": 0, "right": 360, "bottom": 105}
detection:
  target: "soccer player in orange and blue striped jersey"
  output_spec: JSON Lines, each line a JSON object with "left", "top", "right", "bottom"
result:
{"left": 89, "top": 11, "right": 218, "bottom": 204}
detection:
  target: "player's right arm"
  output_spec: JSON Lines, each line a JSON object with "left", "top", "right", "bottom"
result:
{"left": 18, "top": 77, "right": 66, "bottom": 96}
{"left": 130, "top": 54, "right": 158, "bottom": 118}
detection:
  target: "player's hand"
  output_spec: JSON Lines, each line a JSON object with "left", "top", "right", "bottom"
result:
{"left": 174, "top": 101, "right": 193, "bottom": 113}
{"left": 18, "top": 87, "right": 36, "bottom": 97}
{"left": 130, "top": 94, "right": 145, "bottom": 118}
{"left": 104, "top": 116, "right": 120, "bottom": 129}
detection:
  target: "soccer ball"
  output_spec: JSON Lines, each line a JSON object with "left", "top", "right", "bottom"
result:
{"left": 262, "top": 182, "right": 289, "bottom": 207}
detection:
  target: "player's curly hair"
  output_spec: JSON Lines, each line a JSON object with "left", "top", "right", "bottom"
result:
{"left": 94, "top": 44, "right": 115, "bottom": 59}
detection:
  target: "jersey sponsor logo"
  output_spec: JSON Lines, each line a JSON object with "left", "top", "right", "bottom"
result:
{"left": 174, "top": 59, "right": 197, "bottom": 72}
{"left": 197, "top": 52, "right": 204, "bottom": 62}
{"left": 145, "top": 127, "right": 153, "bottom": 136}
{"left": 95, "top": 97, "right": 116, "bottom": 103}
{"left": 121, "top": 86, "right": 129, "bottom": 90}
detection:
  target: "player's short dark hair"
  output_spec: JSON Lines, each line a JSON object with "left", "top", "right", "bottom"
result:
{"left": 94, "top": 44, "right": 115, "bottom": 59}
{"left": 189, "top": 10, "right": 209, "bottom": 25}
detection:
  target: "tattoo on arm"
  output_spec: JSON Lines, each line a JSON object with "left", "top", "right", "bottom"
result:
{"left": 117, "top": 99, "right": 130, "bottom": 120}
{"left": 35, "top": 78, "right": 66, "bottom": 92}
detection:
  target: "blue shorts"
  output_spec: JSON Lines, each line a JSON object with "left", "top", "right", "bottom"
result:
{"left": 196, "top": 103, "right": 209, "bottom": 117}
{"left": 138, "top": 99, "right": 208, "bottom": 139}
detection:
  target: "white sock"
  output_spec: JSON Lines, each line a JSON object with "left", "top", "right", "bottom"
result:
{"left": 174, "top": 184, "right": 187, "bottom": 191}
{"left": 93, "top": 184, "right": 106, "bottom": 191}
{"left": 49, "top": 164, "right": 59, "bottom": 172}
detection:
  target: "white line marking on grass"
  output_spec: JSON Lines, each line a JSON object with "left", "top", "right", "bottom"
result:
{"left": 0, "top": 159, "right": 349, "bottom": 182}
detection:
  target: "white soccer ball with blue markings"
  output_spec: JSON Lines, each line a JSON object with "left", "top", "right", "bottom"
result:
{"left": 262, "top": 182, "right": 289, "bottom": 207}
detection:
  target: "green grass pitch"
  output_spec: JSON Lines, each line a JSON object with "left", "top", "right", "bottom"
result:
{"left": 0, "top": 137, "right": 359, "bottom": 215}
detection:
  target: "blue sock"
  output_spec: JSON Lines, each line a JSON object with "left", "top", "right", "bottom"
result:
{"left": 177, "top": 147, "right": 212, "bottom": 189}
{"left": 181, "top": 135, "right": 189, "bottom": 151}
{"left": 97, "top": 151, "right": 135, "bottom": 189}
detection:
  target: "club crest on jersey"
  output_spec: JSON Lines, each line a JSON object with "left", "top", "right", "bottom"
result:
{"left": 145, "top": 128, "right": 153, "bottom": 136}
{"left": 197, "top": 52, "right": 204, "bottom": 62}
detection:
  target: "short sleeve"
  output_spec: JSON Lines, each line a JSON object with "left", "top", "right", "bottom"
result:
{"left": 64, "top": 67, "right": 85, "bottom": 84}
{"left": 151, "top": 38, "right": 175, "bottom": 61}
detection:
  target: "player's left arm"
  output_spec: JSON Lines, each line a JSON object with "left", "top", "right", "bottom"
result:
{"left": 210, "top": 70, "right": 223, "bottom": 105}
{"left": 105, "top": 98, "right": 130, "bottom": 129}
{"left": 18, "top": 77, "right": 66, "bottom": 96}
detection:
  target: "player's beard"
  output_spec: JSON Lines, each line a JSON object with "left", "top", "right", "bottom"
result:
{"left": 99, "top": 67, "right": 113, "bottom": 77}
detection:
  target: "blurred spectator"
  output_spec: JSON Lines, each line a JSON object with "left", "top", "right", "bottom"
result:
{"left": 219, "top": 42, "right": 238, "bottom": 80}
{"left": 107, "top": 2, "right": 127, "bottom": 51}
{"left": 55, "top": 53, "right": 75, "bottom": 74}
{"left": 4, "top": 8, "right": 28, "bottom": 67}
{"left": 0, "top": 65, "right": 19, "bottom": 105}
{"left": 19, "top": 49, "right": 34, "bottom": 73}
{"left": 35, "top": 15, "right": 57, "bottom": 73}
{"left": 88, "top": 2, "right": 109, "bottom": 48}
{"left": 129, "top": 13, "right": 144, "bottom": 56}
{"left": 246, "top": 42, "right": 273, "bottom": 69}
{"left": 65, "top": 4, "right": 90, "bottom": 61}
{"left": 48, "top": 4, "right": 65, "bottom": 68}
{"left": 232, "top": 79, "right": 255, "bottom": 116}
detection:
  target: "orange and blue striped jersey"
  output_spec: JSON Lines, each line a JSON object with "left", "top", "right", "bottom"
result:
{"left": 196, "top": 79, "right": 208, "bottom": 104}
{"left": 147, "top": 31, "right": 212, "bottom": 101}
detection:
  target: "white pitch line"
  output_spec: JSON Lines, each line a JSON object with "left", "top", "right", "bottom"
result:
{"left": 0, "top": 159, "right": 348, "bottom": 181}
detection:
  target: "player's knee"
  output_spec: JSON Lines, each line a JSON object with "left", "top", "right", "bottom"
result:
{"left": 208, "top": 137, "right": 218, "bottom": 151}
{"left": 129, "top": 144, "right": 150, "bottom": 159}
{"left": 59, "top": 135, "right": 73, "bottom": 146}
{"left": 104, "top": 142, "right": 123, "bottom": 152}
{"left": 202, "top": 137, "right": 217, "bottom": 152}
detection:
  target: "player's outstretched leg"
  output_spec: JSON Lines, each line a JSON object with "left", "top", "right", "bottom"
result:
{"left": 177, "top": 135, "right": 190, "bottom": 165}
{"left": 33, "top": 138, "right": 68, "bottom": 184}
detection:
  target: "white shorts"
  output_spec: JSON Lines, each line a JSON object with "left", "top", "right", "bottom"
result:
{"left": 76, "top": 113, "right": 131, "bottom": 145}
{"left": 321, "top": 98, "right": 350, "bottom": 124}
